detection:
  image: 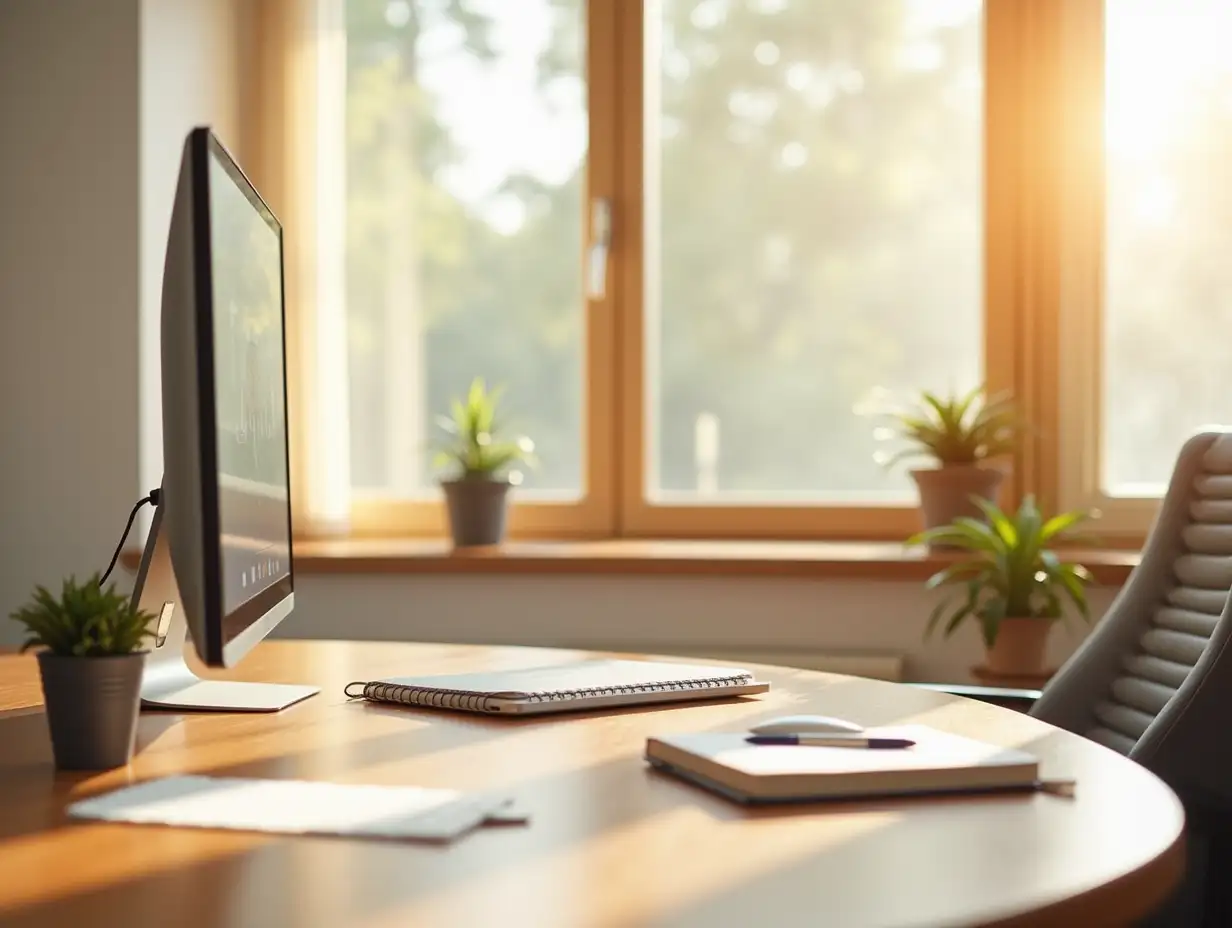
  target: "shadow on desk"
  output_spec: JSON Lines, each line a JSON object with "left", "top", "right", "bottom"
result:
{"left": 0, "top": 749, "right": 743, "bottom": 928}
{"left": 0, "top": 686, "right": 859, "bottom": 926}
{"left": 0, "top": 708, "right": 180, "bottom": 843}
{"left": 0, "top": 839, "right": 247, "bottom": 928}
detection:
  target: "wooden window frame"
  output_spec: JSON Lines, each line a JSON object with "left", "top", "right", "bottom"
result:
{"left": 345, "top": 0, "right": 623, "bottom": 541}
{"left": 618, "top": 1, "right": 1015, "bottom": 541}
{"left": 1054, "top": 0, "right": 1162, "bottom": 542}
{"left": 294, "top": 0, "right": 1160, "bottom": 544}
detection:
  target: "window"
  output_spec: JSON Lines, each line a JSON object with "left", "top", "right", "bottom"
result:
{"left": 630, "top": 0, "right": 983, "bottom": 537}
{"left": 346, "top": 0, "right": 586, "bottom": 498}
{"left": 1103, "top": 0, "right": 1232, "bottom": 493}
{"left": 275, "top": 0, "right": 1222, "bottom": 542}
{"left": 1060, "top": 0, "right": 1232, "bottom": 536}
{"left": 339, "top": 0, "right": 609, "bottom": 537}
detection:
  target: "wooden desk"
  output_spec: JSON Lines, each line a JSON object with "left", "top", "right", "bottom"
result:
{"left": 0, "top": 641, "right": 1184, "bottom": 927}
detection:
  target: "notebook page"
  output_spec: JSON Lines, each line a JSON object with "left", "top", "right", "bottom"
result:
{"left": 375, "top": 659, "right": 753, "bottom": 698}
{"left": 67, "top": 775, "right": 524, "bottom": 842}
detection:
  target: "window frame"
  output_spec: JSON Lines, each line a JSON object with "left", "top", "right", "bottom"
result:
{"left": 343, "top": 0, "right": 623, "bottom": 541}
{"left": 617, "top": 0, "right": 1010, "bottom": 540}
{"left": 293, "top": 0, "right": 1165, "bottom": 544}
{"left": 1055, "top": 0, "right": 1170, "bottom": 542}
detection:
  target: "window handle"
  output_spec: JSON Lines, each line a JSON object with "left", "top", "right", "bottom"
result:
{"left": 587, "top": 197, "right": 612, "bottom": 300}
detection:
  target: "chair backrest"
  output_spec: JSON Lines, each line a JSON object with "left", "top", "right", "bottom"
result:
{"left": 1032, "top": 430, "right": 1232, "bottom": 806}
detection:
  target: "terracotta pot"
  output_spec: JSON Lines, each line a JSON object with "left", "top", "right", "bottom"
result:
{"left": 909, "top": 464, "right": 1005, "bottom": 544}
{"left": 985, "top": 617, "right": 1053, "bottom": 677}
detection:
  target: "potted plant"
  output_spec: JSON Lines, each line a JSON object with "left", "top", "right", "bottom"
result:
{"left": 885, "top": 386, "right": 1020, "bottom": 539}
{"left": 909, "top": 496, "right": 1094, "bottom": 678}
{"left": 10, "top": 574, "right": 158, "bottom": 770}
{"left": 434, "top": 377, "right": 536, "bottom": 548}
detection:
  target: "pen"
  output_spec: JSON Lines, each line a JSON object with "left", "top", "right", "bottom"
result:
{"left": 746, "top": 735, "right": 916, "bottom": 749}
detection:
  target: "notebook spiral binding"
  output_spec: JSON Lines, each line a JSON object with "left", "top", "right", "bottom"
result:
{"left": 344, "top": 672, "right": 754, "bottom": 714}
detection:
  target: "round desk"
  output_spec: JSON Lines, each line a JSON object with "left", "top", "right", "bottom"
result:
{"left": 0, "top": 641, "right": 1184, "bottom": 927}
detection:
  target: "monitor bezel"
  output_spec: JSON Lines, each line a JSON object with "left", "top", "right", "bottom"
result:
{"left": 189, "top": 127, "right": 296, "bottom": 666}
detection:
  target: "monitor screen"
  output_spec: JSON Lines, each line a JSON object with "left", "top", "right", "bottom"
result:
{"left": 205, "top": 141, "right": 293, "bottom": 641}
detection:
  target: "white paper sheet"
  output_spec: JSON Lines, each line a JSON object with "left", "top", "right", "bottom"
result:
{"left": 67, "top": 775, "right": 526, "bottom": 843}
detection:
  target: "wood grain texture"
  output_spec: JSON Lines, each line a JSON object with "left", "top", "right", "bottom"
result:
{"left": 0, "top": 641, "right": 1182, "bottom": 928}
{"left": 118, "top": 539, "right": 1139, "bottom": 584}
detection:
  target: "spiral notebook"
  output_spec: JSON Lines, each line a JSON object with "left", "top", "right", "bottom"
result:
{"left": 344, "top": 659, "right": 770, "bottom": 716}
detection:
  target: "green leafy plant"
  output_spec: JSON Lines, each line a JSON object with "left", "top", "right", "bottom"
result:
{"left": 10, "top": 574, "right": 158, "bottom": 656}
{"left": 884, "top": 386, "right": 1020, "bottom": 468}
{"left": 909, "top": 496, "right": 1094, "bottom": 647}
{"left": 433, "top": 377, "right": 536, "bottom": 481}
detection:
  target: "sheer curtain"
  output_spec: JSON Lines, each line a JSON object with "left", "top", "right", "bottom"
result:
{"left": 245, "top": 0, "right": 351, "bottom": 537}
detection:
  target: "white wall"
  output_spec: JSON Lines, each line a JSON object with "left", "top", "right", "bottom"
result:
{"left": 281, "top": 574, "right": 1118, "bottom": 684}
{"left": 0, "top": 0, "right": 242, "bottom": 646}
{"left": 139, "top": 0, "right": 243, "bottom": 500}
{"left": 0, "top": 0, "right": 142, "bottom": 640}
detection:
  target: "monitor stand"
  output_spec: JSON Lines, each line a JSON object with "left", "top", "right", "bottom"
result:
{"left": 131, "top": 503, "right": 319, "bottom": 712}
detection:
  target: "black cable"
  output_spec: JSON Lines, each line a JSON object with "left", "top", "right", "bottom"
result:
{"left": 99, "top": 489, "right": 162, "bottom": 586}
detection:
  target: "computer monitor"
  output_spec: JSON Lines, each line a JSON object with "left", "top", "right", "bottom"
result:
{"left": 130, "top": 127, "right": 318, "bottom": 712}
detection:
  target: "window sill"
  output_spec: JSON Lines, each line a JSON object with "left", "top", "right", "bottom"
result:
{"left": 279, "top": 538, "right": 1139, "bottom": 585}
{"left": 119, "top": 539, "right": 1140, "bottom": 583}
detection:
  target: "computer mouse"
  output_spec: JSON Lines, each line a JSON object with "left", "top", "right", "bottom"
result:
{"left": 748, "top": 715, "right": 865, "bottom": 736}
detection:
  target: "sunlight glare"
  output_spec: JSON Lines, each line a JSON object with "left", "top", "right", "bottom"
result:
{"left": 1131, "top": 173, "right": 1177, "bottom": 226}
{"left": 1105, "top": 0, "right": 1232, "bottom": 162}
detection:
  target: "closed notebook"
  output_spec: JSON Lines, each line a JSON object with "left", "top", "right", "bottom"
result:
{"left": 646, "top": 725, "right": 1039, "bottom": 803}
{"left": 345, "top": 659, "right": 769, "bottom": 716}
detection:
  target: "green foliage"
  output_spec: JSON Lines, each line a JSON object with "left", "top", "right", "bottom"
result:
{"left": 10, "top": 574, "right": 158, "bottom": 657}
{"left": 339, "top": 2, "right": 1232, "bottom": 499}
{"left": 885, "top": 386, "right": 1020, "bottom": 468}
{"left": 909, "top": 496, "right": 1094, "bottom": 648}
{"left": 433, "top": 377, "right": 536, "bottom": 480}
{"left": 343, "top": 0, "right": 987, "bottom": 497}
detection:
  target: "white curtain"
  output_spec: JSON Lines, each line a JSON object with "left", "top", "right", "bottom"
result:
{"left": 246, "top": 0, "right": 351, "bottom": 537}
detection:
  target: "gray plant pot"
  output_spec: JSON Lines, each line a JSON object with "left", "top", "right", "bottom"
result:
{"left": 442, "top": 477, "right": 511, "bottom": 547}
{"left": 37, "top": 651, "right": 145, "bottom": 770}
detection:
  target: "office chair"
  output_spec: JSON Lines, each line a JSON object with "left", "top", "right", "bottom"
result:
{"left": 1025, "top": 429, "right": 1232, "bottom": 925}
{"left": 927, "top": 430, "right": 1232, "bottom": 925}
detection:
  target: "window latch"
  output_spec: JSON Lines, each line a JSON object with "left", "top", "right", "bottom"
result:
{"left": 587, "top": 197, "right": 612, "bottom": 300}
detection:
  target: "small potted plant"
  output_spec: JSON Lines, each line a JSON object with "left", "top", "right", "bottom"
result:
{"left": 434, "top": 377, "right": 535, "bottom": 548}
{"left": 884, "top": 386, "right": 1020, "bottom": 539}
{"left": 909, "top": 496, "right": 1094, "bottom": 678}
{"left": 10, "top": 574, "right": 157, "bottom": 770}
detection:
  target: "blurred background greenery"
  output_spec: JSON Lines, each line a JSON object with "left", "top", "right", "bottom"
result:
{"left": 340, "top": 0, "right": 1232, "bottom": 504}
